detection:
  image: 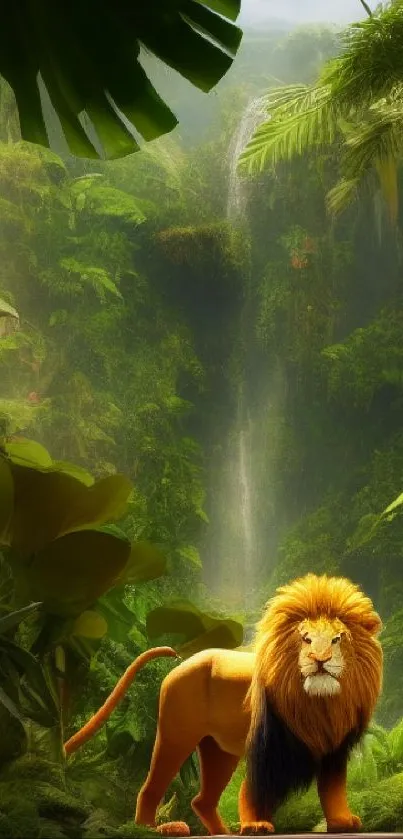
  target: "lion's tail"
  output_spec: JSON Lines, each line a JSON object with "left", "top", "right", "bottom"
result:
{"left": 64, "top": 646, "right": 179, "bottom": 756}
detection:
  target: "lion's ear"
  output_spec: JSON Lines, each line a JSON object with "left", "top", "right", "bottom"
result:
{"left": 361, "top": 612, "right": 382, "bottom": 635}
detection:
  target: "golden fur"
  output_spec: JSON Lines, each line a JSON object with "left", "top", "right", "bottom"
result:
{"left": 247, "top": 572, "right": 383, "bottom": 758}
{"left": 65, "top": 573, "right": 383, "bottom": 837}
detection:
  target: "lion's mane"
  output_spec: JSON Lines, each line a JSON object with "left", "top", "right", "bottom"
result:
{"left": 245, "top": 573, "right": 383, "bottom": 817}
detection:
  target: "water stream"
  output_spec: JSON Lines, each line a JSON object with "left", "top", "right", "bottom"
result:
{"left": 227, "top": 95, "right": 267, "bottom": 223}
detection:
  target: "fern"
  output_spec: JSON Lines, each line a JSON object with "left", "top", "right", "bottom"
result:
{"left": 59, "top": 259, "right": 122, "bottom": 302}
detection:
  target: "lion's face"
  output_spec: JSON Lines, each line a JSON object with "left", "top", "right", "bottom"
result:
{"left": 298, "top": 616, "right": 348, "bottom": 697}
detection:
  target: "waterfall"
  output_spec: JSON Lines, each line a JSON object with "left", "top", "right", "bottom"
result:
{"left": 205, "top": 390, "right": 256, "bottom": 609}
{"left": 202, "top": 97, "right": 277, "bottom": 609}
{"left": 226, "top": 95, "right": 267, "bottom": 223}
{"left": 238, "top": 408, "right": 254, "bottom": 586}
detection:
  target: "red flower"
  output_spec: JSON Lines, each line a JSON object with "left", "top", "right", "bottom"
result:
{"left": 27, "top": 391, "right": 40, "bottom": 404}
{"left": 291, "top": 252, "right": 308, "bottom": 270}
{"left": 303, "top": 237, "right": 316, "bottom": 253}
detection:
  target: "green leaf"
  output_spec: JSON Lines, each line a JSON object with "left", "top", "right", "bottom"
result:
{"left": 96, "top": 591, "right": 137, "bottom": 646}
{"left": 388, "top": 719, "right": 403, "bottom": 761}
{"left": 0, "top": 296, "right": 19, "bottom": 320}
{"left": 0, "top": 685, "right": 24, "bottom": 722}
{"left": 0, "top": 636, "right": 59, "bottom": 724}
{"left": 383, "top": 491, "right": 403, "bottom": 516}
{"left": 19, "top": 681, "right": 59, "bottom": 728}
{"left": 117, "top": 541, "right": 167, "bottom": 584}
{"left": 51, "top": 461, "right": 94, "bottom": 486}
{"left": 105, "top": 713, "right": 144, "bottom": 757}
{"left": 177, "top": 545, "right": 202, "bottom": 568}
{"left": 70, "top": 179, "right": 146, "bottom": 224}
{"left": 4, "top": 438, "right": 53, "bottom": 469}
{"left": 347, "top": 512, "right": 382, "bottom": 552}
{"left": 25, "top": 529, "right": 132, "bottom": 616}
{"left": 177, "top": 621, "right": 244, "bottom": 658}
{"left": 7, "top": 464, "right": 132, "bottom": 556}
{"left": 146, "top": 600, "right": 244, "bottom": 655}
{"left": 0, "top": 602, "right": 42, "bottom": 634}
{"left": 72, "top": 610, "right": 108, "bottom": 639}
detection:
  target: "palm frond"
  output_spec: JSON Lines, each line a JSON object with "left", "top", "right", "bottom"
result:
{"left": 238, "top": 2, "right": 403, "bottom": 220}
{"left": 327, "top": 88, "right": 403, "bottom": 218}
{"left": 320, "top": 1, "right": 403, "bottom": 108}
{"left": 237, "top": 83, "right": 338, "bottom": 174}
{"left": 326, "top": 177, "right": 361, "bottom": 215}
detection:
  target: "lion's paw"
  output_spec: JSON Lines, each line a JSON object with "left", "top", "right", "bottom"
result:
{"left": 156, "top": 821, "right": 191, "bottom": 837}
{"left": 240, "top": 821, "right": 275, "bottom": 835}
{"left": 327, "top": 813, "right": 362, "bottom": 833}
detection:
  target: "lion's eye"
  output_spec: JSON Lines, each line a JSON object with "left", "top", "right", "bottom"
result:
{"left": 303, "top": 636, "right": 312, "bottom": 644}
{"left": 331, "top": 635, "right": 341, "bottom": 645}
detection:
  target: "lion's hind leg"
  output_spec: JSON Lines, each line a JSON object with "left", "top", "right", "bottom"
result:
{"left": 135, "top": 656, "right": 210, "bottom": 836}
{"left": 135, "top": 728, "right": 199, "bottom": 837}
{"left": 191, "top": 736, "right": 239, "bottom": 835}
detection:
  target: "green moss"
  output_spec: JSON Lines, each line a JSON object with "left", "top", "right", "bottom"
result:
{"left": 155, "top": 222, "right": 247, "bottom": 275}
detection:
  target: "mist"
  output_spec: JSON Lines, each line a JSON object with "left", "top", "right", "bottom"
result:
{"left": 239, "top": 0, "right": 369, "bottom": 26}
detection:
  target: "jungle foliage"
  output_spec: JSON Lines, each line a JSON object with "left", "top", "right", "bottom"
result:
{"left": 239, "top": 0, "right": 403, "bottom": 221}
{"left": 1, "top": 15, "right": 403, "bottom": 838}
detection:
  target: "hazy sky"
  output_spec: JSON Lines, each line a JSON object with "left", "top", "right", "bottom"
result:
{"left": 239, "top": 0, "right": 370, "bottom": 25}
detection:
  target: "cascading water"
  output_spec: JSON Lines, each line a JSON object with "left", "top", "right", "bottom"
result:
{"left": 227, "top": 95, "right": 268, "bottom": 223}
{"left": 237, "top": 407, "right": 254, "bottom": 587}
{"left": 202, "top": 95, "right": 283, "bottom": 610}
{"left": 202, "top": 99, "right": 269, "bottom": 608}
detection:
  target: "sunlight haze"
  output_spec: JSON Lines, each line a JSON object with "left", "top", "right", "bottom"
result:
{"left": 239, "top": 0, "right": 369, "bottom": 25}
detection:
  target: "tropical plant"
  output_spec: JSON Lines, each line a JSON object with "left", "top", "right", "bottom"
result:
{"left": 0, "top": 1, "right": 242, "bottom": 160}
{"left": 0, "top": 600, "right": 61, "bottom": 765}
{"left": 0, "top": 435, "right": 166, "bottom": 739}
{"left": 238, "top": 1, "right": 403, "bottom": 221}
{"left": 0, "top": 435, "right": 244, "bottom": 752}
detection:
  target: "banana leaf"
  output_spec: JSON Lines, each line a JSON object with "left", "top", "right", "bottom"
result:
{"left": 0, "top": 0, "right": 242, "bottom": 160}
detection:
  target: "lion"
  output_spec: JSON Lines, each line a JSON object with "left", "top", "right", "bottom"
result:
{"left": 64, "top": 573, "right": 383, "bottom": 837}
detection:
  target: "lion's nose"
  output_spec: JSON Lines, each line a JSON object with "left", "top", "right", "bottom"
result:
{"left": 309, "top": 649, "right": 332, "bottom": 663}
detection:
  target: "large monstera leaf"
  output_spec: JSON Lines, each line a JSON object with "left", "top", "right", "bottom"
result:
{"left": 146, "top": 600, "right": 244, "bottom": 657}
{"left": 2, "top": 1, "right": 242, "bottom": 160}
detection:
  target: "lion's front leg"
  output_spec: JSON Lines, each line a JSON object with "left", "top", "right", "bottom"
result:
{"left": 238, "top": 779, "right": 275, "bottom": 836}
{"left": 317, "top": 758, "right": 361, "bottom": 833}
